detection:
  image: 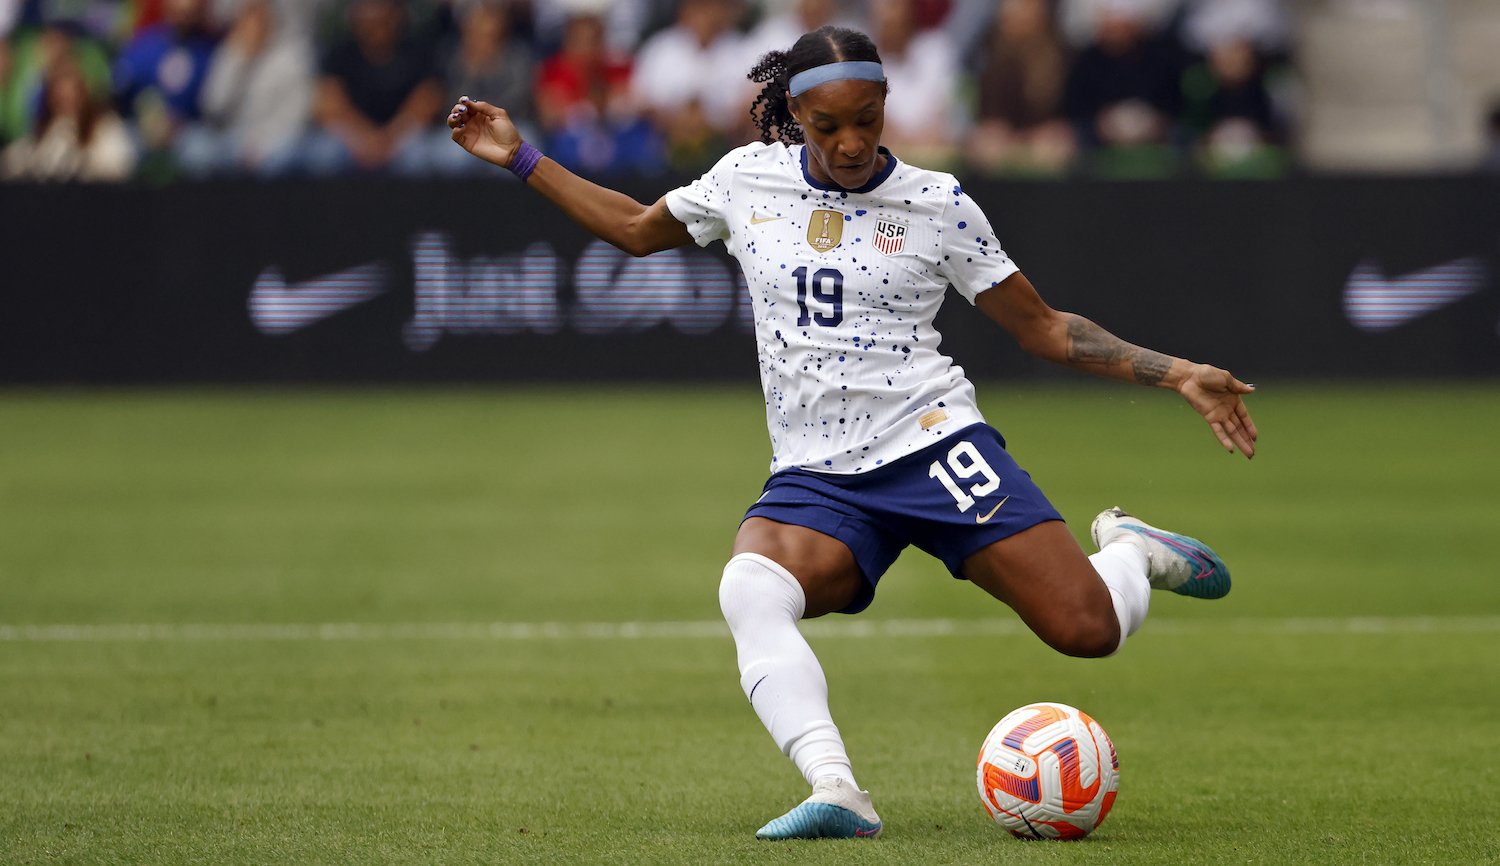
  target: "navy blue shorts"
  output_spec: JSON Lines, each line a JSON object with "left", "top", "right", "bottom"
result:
{"left": 744, "top": 423, "right": 1063, "bottom": 615}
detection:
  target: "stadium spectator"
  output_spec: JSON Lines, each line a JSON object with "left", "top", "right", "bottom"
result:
{"left": 537, "top": 1, "right": 662, "bottom": 176}
{"left": 1482, "top": 102, "right": 1500, "bottom": 174}
{"left": 943, "top": 0, "right": 1005, "bottom": 64}
{"left": 656, "top": 82, "right": 728, "bottom": 174}
{"left": 532, "top": 0, "right": 654, "bottom": 54}
{"left": 173, "top": 0, "right": 313, "bottom": 177}
{"left": 442, "top": 1, "right": 535, "bottom": 140}
{"left": 417, "top": 0, "right": 462, "bottom": 43}
{"left": 870, "top": 0, "right": 962, "bottom": 168}
{"left": 534, "top": 0, "right": 632, "bottom": 128}
{"left": 297, "top": 0, "right": 445, "bottom": 175}
{"left": 1179, "top": 0, "right": 1289, "bottom": 56}
{"left": 112, "top": 0, "right": 218, "bottom": 149}
{"left": 631, "top": 0, "right": 747, "bottom": 144}
{"left": 1055, "top": 0, "right": 1177, "bottom": 48}
{"left": 1181, "top": 36, "right": 1286, "bottom": 177}
{"left": 5, "top": 0, "right": 133, "bottom": 42}
{"left": 1178, "top": 0, "right": 1292, "bottom": 178}
{"left": 244, "top": 0, "right": 340, "bottom": 52}
{"left": 0, "top": 0, "right": 1330, "bottom": 181}
{"left": 743, "top": 0, "right": 839, "bottom": 66}
{"left": 2, "top": 58, "right": 135, "bottom": 180}
{"left": 2, "top": 19, "right": 113, "bottom": 146}
{"left": 132, "top": 0, "right": 166, "bottom": 31}
{"left": 967, "top": 0, "right": 1075, "bottom": 176}
{"left": 910, "top": 0, "right": 951, "bottom": 29}
{"left": 1063, "top": 0, "right": 1183, "bottom": 177}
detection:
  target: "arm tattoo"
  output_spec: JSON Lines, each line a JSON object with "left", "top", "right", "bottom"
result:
{"left": 1064, "top": 315, "right": 1174, "bottom": 386}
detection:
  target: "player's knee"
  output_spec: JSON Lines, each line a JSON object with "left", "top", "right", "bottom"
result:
{"left": 1044, "top": 608, "right": 1120, "bottom": 659}
{"left": 719, "top": 553, "right": 804, "bottom": 626}
{"left": 718, "top": 559, "right": 751, "bottom": 622}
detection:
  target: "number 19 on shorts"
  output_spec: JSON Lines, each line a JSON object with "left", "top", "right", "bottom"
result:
{"left": 929, "top": 441, "right": 1001, "bottom": 513}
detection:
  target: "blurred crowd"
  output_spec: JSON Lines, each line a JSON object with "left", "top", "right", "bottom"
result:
{"left": 0, "top": 0, "right": 1490, "bottom": 183}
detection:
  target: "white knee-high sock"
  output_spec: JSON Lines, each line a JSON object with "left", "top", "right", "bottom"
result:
{"left": 719, "top": 553, "right": 858, "bottom": 788}
{"left": 1090, "top": 542, "right": 1151, "bottom": 656}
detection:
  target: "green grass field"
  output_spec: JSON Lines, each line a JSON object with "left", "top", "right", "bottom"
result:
{"left": 2, "top": 383, "right": 1498, "bottom": 864}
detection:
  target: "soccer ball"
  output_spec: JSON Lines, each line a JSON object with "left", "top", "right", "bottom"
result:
{"left": 975, "top": 701, "right": 1119, "bottom": 840}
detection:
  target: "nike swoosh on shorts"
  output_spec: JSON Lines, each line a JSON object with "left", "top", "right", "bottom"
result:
{"left": 976, "top": 496, "right": 1009, "bottom": 524}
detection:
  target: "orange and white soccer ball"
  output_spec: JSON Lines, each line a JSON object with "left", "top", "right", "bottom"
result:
{"left": 976, "top": 701, "right": 1119, "bottom": 840}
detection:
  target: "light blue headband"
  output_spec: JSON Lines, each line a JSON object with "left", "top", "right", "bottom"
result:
{"left": 787, "top": 61, "right": 886, "bottom": 97}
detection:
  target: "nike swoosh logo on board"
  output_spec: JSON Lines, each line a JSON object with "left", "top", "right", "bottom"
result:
{"left": 248, "top": 262, "right": 388, "bottom": 336}
{"left": 976, "top": 496, "right": 1010, "bottom": 524}
{"left": 750, "top": 213, "right": 786, "bottom": 224}
{"left": 1342, "top": 256, "right": 1486, "bottom": 332}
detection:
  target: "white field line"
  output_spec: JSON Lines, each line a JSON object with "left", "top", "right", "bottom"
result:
{"left": 0, "top": 617, "right": 1498, "bottom": 642}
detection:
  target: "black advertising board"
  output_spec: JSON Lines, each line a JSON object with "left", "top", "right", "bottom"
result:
{"left": 1, "top": 176, "right": 1496, "bottom": 383}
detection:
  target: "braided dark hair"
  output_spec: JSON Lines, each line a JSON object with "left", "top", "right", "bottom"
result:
{"left": 747, "top": 26, "right": 885, "bottom": 145}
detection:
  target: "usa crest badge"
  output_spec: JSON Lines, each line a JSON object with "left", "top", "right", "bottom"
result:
{"left": 807, "top": 209, "right": 844, "bottom": 252}
{"left": 872, "top": 218, "right": 907, "bottom": 256}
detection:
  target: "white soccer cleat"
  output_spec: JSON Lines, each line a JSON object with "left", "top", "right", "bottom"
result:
{"left": 754, "top": 777, "right": 883, "bottom": 840}
{"left": 1091, "top": 507, "right": 1232, "bottom": 599}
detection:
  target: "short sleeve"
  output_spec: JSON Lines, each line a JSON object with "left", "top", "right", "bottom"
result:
{"left": 664, "top": 150, "right": 736, "bottom": 248}
{"left": 937, "top": 185, "right": 1020, "bottom": 304}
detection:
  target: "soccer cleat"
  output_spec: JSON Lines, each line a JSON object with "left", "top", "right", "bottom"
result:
{"left": 1091, "top": 507, "right": 1231, "bottom": 599}
{"left": 755, "top": 777, "right": 883, "bottom": 840}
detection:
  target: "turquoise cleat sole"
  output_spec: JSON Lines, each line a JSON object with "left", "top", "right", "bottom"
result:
{"left": 755, "top": 802, "right": 883, "bottom": 840}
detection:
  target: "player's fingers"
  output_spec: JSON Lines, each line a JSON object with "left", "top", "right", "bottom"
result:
{"left": 1209, "top": 420, "right": 1235, "bottom": 454}
{"left": 1230, "top": 423, "right": 1256, "bottom": 458}
{"left": 1231, "top": 376, "right": 1255, "bottom": 395}
{"left": 1235, "top": 401, "right": 1259, "bottom": 441}
{"left": 459, "top": 96, "right": 505, "bottom": 118}
{"left": 1221, "top": 414, "right": 1251, "bottom": 457}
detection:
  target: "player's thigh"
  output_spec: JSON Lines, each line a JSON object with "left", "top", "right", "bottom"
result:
{"left": 961, "top": 520, "right": 1119, "bottom": 658}
{"left": 733, "top": 517, "right": 865, "bottom": 619}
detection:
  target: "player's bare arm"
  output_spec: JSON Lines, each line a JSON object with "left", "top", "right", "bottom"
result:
{"left": 977, "top": 271, "right": 1258, "bottom": 458}
{"left": 447, "top": 97, "right": 692, "bottom": 256}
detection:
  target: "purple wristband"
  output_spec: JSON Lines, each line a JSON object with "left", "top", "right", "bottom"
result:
{"left": 509, "top": 141, "right": 543, "bottom": 181}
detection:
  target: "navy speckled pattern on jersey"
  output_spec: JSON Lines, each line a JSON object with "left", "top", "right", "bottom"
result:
{"left": 666, "top": 142, "right": 1020, "bottom": 475}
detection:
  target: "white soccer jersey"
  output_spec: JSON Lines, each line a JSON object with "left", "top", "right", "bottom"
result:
{"left": 665, "top": 141, "right": 1020, "bottom": 474}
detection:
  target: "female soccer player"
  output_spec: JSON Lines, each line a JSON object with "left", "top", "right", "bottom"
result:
{"left": 449, "top": 26, "right": 1256, "bottom": 841}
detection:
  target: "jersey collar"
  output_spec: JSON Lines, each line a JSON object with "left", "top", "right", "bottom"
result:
{"left": 799, "top": 145, "right": 898, "bottom": 194}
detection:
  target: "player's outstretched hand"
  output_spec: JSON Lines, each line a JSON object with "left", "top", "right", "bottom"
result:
{"left": 1176, "top": 364, "right": 1258, "bottom": 458}
{"left": 448, "top": 97, "right": 520, "bottom": 168}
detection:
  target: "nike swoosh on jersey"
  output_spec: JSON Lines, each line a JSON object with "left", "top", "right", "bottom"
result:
{"left": 975, "top": 496, "right": 1010, "bottom": 524}
{"left": 750, "top": 213, "right": 786, "bottom": 224}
